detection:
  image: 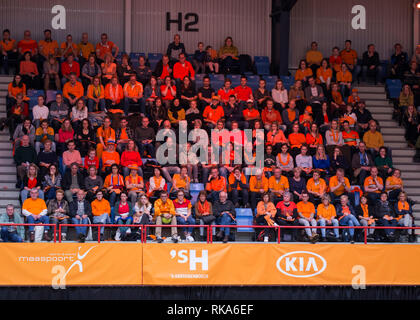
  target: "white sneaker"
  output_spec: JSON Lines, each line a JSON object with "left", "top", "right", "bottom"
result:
{"left": 115, "top": 232, "right": 121, "bottom": 241}
{"left": 264, "top": 236, "right": 269, "bottom": 242}
{"left": 186, "top": 235, "right": 194, "bottom": 242}
{"left": 61, "top": 233, "right": 66, "bottom": 241}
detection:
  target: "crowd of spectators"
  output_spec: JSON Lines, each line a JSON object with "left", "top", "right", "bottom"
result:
{"left": 0, "top": 28, "right": 417, "bottom": 244}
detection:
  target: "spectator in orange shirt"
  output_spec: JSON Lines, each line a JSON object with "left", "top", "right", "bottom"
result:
{"left": 1, "top": 29, "right": 18, "bottom": 75}
{"left": 38, "top": 29, "right": 59, "bottom": 64}
{"left": 60, "top": 34, "right": 78, "bottom": 61}
{"left": 6, "top": 74, "right": 28, "bottom": 109}
{"left": 105, "top": 76, "right": 124, "bottom": 112}
{"left": 340, "top": 40, "right": 360, "bottom": 80}
{"left": 234, "top": 76, "right": 253, "bottom": 104}
{"left": 17, "top": 30, "right": 38, "bottom": 60}
{"left": 242, "top": 100, "right": 260, "bottom": 128}
{"left": 295, "top": 59, "right": 313, "bottom": 86}
{"left": 337, "top": 63, "right": 353, "bottom": 98}
{"left": 249, "top": 169, "right": 269, "bottom": 212}
{"left": 316, "top": 58, "right": 332, "bottom": 93}
{"left": 95, "top": 33, "right": 119, "bottom": 63}
{"left": 262, "top": 99, "right": 284, "bottom": 131}
{"left": 87, "top": 76, "right": 105, "bottom": 112}
{"left": 96, "top": 117, "right": 116, "bottom": 159}
{"left": 206, "top": 166, "right": 227, "bottom": 203}
{"left": 173, "top": 52, "right": 195, "bottom": 84}
{"left": 19, "top": 51, "right": 40, "bottom": 89}
{"left": 63, "top": 73, "right": 84, "bottom": 107}
{"left": 101, "top": 53, "right": 117, "bottom": 86}
{"left": 101, "top": 140, "right": 120, "bottom": 175}
{"left": 160, "top": 76, "right": 177, "bottom": 108}
{"left": 228, "top": 166, "right": 249, "bottom": 208}
{"left": 266, "top": 121, "right": 288, "bottom": 154}
{"left": 203, "top": 96, "right": 224, "bottom": 130}
{"left": 123, "top": 74, "right": 145, "bottom": 116}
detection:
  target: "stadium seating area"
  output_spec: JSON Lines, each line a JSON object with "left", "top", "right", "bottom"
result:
{"left": 0, "top": 28, "right": 419, "bottom": 244}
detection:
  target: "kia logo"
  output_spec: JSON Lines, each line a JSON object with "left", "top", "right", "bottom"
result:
{"left": 276, "top": 251, "right": 327, "bottom": 278}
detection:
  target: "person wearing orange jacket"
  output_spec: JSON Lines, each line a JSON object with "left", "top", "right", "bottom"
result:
{"left": 105, "top": 76, "right": 124, "bottom": 113}
{"left": 256, "top": 192, "right": 277, "bottom": 241}
{"left": 206, "top": 166, "right": 227, "bottom": 203}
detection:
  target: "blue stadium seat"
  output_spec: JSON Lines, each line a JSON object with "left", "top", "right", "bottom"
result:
{"left": 129, "top": 52, "right": 146, "bottom": 61}
{"left": 386, "top": 79, "right": 402, "bottom": 99}
{"left": 27, "top": 89, "right": 45, "bottom": 97}
{"left": 209, "top": 74, "right": 225, "bottom": 82}
{"left": 279, "top": 75, "right": 295, "bottom": 90}
{"left": 235, "top": 216, "right": 254, "bottom": 233}
{"left": 195, "top": 74, "right": 206, "bottom": 81}
{"left": 190, "top": 183, "right": 204, "bottom": 205}
{"left": 148, "top": 53, "right": 163, "bottom": 71}
{"left": 212, "top": 80, "right": 224, "bottom": 91}
{"left": 235, "top": 208, "right": 253, "bottom": 217}
{"left": 254, "top": 56, "right": 269, "bottom": 64}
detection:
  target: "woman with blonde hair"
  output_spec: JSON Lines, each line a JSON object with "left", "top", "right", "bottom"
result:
{"left": 21, "top": 163, "right": 43, "bottom": 201}
{"left": 101, "top": 52, "right": 116, "bottom": 85}
{"left": 313, "top": 145, "right": 330, "bottom": 176}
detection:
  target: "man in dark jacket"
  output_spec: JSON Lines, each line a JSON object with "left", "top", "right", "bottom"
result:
{"left": 135, "top": 117, "right": 155, "bottom": 157}
{"left": 69, "top": 189, "right": 92, "bottom": 242}
{"left": 213, "top": 191, "right": 236, "bottom": 243}
{"left": 374, "top": 192, "right": 398, "bottom": 240}
{"left": 361, "top": 44, "right": 382, "bottom": 84}
{"left": 14, "top": 135, "right": 38, "bottom": 187}
{"left": 62, "top": 163, "right": 85, "bottom": 203}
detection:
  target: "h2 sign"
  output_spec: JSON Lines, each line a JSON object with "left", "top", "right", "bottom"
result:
{"left": 166, "top": 12, "right": 199, "bottom": 32}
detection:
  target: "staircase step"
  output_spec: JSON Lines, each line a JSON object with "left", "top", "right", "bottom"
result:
{"left": 365, "top": 100, "right": 392, "bottom": 106}
{"left": 382, "top": 135, "right": 406, "bottom": 142}
{"left": 391, "top": 149, "right": 416, "bottom": 157}
{"left": 0, "top": 84, "right": 8, "bottom": 90}
{"left": 373, "top": 113, "right": 393, "bottom": 121}
{"left": 0, "top": 76, "right": 14, "bottom": 82}
{"left": 0, "top": 199, "right": 20, "bottom": 206}
{"left": 0, "top": 150, "right": 13, "bottom": 157}
{"left": 358, "top": 93, "right": 387, "bottom": 100}
{"left": 0, "top": 182, "right": 17, "bottom": 189}
{"left": 354, "top": 86, "right": 385, "bottom": 93}
{"left": 386, "top": 142, "right": 409, "bottom": 149}
{"left": 0, "top": 174, "right": 18, "bottom": 182}
{"left": 381, "top": 127, "right": 406, "bottom": 135}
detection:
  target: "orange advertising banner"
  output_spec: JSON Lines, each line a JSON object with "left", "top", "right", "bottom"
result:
{"left": 142, "top": 243, "right": 420, "bottom": 286}
{"left": 0, "top": 243, "right": 142, "bottom": 286}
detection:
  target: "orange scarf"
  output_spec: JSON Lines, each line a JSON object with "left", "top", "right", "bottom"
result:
{"left": 278, "top": 153, "right": 291, "bottom": 166}
{"left": 197, "top": 200, "right": 210, "bottom": 216}
{"left": 398, "top": 201, "right": 409, "bottom": 211}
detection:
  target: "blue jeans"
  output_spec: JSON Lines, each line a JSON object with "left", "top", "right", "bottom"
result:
{"left": 1, "top": 227, "right": 23, "bottom": 242}
{"left": 339, "top": 214, "right": 360, "bottom": 237}
{"left": 176, "top": 215, "right": 196, "bottom": 234}
{"left": 87, "top": 98, "right": 106, "bottom": 112}
{"left": 71, "top": 217, "right": 89, "bottom": 236}
{"left": 116, "top": 216, "right": 133, "bottom": 235}
{"left": 216, "top": 213, "right": 235, "bottom": 237}
{"left": 137, "top": 142, "right": 155, "bottom": 158}
{"left": 26, "top": 215, "right": 50, "bottom": 231}
{"left": 21, "top": 189, "right": 44, "bottom": 202}
{"left": 318, "top": 218, "right": 339, "bottom": 238}
{"left": 93, "top": 213, "right": 110, "bottom": 235}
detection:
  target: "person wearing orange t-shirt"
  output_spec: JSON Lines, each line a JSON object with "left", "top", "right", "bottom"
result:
{"left": 249, "top": 170, "right": 269, "bottom": 212}
{"left": 242, "top": 100, "right": 260, "bottom": 128}
{"left": 17, "top": 30, "right": 38, "bottom": 57}
{"left": 306, "top": 170, "right": 327, "bottom": 205}
{"left": 125, "top": 164, "right": 145, "bottom": 204}
{"left": 60, "top": 34, "right": 78, "bottom": 60}
{"left": 295, "top": 60, "right": 313, "bottom": 86}
{"left": 123, "top": 74, "right": 145, "bottom": 116}
{"left": 96, "top": 117, "right": 116, "bottom": 159}
{"left": 101, "top": 140, "right": 120, "bottom": 175}
{"left": 340, "top": 40, "right": 360, "bottom": 79}
{"left": 297, "top": 192, "right": 319, "bottom": 242}
{"left": 203, "top": 96, "right": 224, "bottom": 129}
{"left": 228, "top": 166, "right": 249, "bottom": 207}
{"left": 337, "top": 63, "right": 353, "bottom": 98}
{"left": 173, "top": 53, "right": 195, "bottom": 82}
{"left": 363, "top": 167, "right": 383, "bottom": 204}
{"left": 268, "top": 168, "right": 289, "bottom": 204}
{"left": 262, "top": 99, "right": 283, "bottom": 131}
{"left": 95, "top": 33, "right": 119, "bottom": 62}
{"left": 316, "top": 59, "right": 332, "bottom": 91}
{"left": 234, "top": 76, "right": 253, "bottom": 103}
{"left": 317, "top": 195, "right": 340, "bottom": 240}
{"left": 1, "top": 29, "right": 18, "bottom": 74}
{"left": 206, "top": 167, "right": 227, "bottom": 203}
{"left": 329, "top": 168, "right": 355, "bottom": 205}
{"left": 288, "top": 123, "right": 307, "bottom": 156}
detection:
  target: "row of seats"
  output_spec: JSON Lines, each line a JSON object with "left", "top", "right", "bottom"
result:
{"left": 115, "top": 52, "right": 271, "bottom": 75}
